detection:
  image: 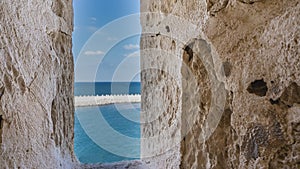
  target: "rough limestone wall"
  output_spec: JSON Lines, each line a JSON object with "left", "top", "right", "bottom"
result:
{"left": 141, "top": 0, "right": 300, "bottom": 168}
{"left": 202, "top": 1, "right": 300, "bottom": 168}
{"left": 0, "top": 0, "right": 76, "bottom": 168}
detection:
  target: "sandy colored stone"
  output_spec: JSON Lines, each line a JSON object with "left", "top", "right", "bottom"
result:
{"left": 1, "top": 0, "right": 299, "bottom": 168}
{"left": 140, "top": 0, "right": 300, "bottom": 168}
{"left": 0, "top": 0, "right": 76, "bottom": 168}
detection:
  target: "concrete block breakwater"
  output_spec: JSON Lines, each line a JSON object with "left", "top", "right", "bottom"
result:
{"left": 75, "top": 94, "right": 141, "bottom": 107}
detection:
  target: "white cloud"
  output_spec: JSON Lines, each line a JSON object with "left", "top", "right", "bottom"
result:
{"left": 123, "top": 44, "right": 140, "bottom": 50}
{"left": 90, "top": 17, "right": 97, "bottom": 24}
{"left": 125, "top": 51, "right": 140, "bottom": 58}
{"left": 84, "top": 50, "right": 105, "bottom": 56}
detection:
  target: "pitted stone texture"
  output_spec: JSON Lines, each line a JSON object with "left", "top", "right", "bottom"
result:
{"left": 204, "top": 1, "right": 300, "bottom": 168}
{"left": 0, "top": 0, "right": 75, "bottom": 168}
{"left": 207, "top": 0, "right": 229, "bottom": 15}
{"left": 140, "top": 33, "right": 182, "bottom": 169}
{"left": 238, "top": 0, "right": 264, "bottom": 4}
{"left": 141, "top": 0, "right": 300, "bottom": 168}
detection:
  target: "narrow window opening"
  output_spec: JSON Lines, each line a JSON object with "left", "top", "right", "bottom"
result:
{"left": 73, "top": 0, "right": 141, "bottom": 164}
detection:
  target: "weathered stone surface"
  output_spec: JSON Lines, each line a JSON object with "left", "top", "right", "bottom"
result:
{"left": 1, "top": 0, "right": 299, "bottom": 168}
{"left": 141, "top": 0, "right": 300, "bottom": 168}
{"left": 238, "top": 0, "right": 263, "bottom": 4}
{"left": 247, "top": 79, "right": 268, "bottom": 97}
{"left": 207, "top": 0, "right": 229, "bottom": 15}
{"left": 0, "top": 0, "right": 76, "bottom": 168}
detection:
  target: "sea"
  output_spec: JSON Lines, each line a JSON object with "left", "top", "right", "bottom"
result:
{"left": 74, "top": 82, "right": 141, "bottom": 96}
{"left": 74, "top": 82, "right": 141, "bottom": 164}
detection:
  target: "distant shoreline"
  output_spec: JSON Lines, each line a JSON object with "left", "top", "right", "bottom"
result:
{"left": 74, "top": 94, "right": 141, "bottom": 107}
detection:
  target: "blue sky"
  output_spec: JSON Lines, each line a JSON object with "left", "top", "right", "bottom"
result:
{"left": 73, "top": 0, "right": 141, "bottom": 82}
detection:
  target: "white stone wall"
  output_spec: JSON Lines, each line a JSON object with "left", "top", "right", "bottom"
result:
{"left": 75, "top": 94, "right": 141, "bottom": 107}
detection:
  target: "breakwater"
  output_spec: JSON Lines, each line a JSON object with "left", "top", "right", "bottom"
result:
{"left": 75, "top": 94, "right": 141, "bottom": 107}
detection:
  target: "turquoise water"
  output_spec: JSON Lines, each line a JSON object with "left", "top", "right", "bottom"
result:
{"left": 74, "top": 103, "right": 141, "bottom": 164}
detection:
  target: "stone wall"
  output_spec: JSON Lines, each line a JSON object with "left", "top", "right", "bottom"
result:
{"left": 1, "top": 0, "right": 299, "bottom": 168}
{"left": 140, "top": 0, "right": 300, "bottom": 168}
{"left": 0, "top": 0, "right": 75, "bottom": 168}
